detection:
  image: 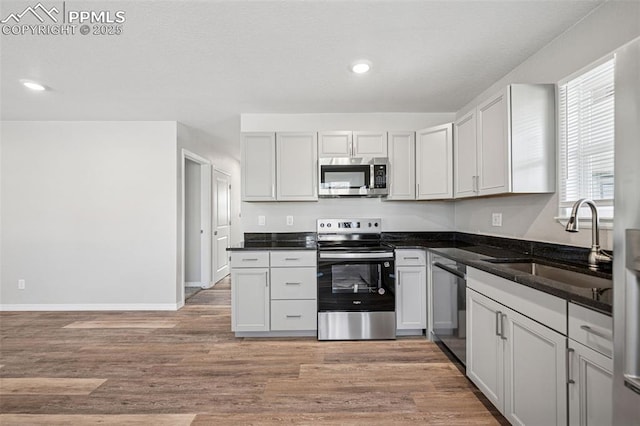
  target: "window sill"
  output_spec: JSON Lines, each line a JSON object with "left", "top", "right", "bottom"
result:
{"left": 555, "top": 216, "right": 613, "bottom": 230}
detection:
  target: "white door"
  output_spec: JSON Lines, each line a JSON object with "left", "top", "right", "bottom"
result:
{"left": 454, "top": 110, "right": 478, "bottom": 198}
{"left": 503, "top": 306, "right": 567, "bottom": 426}
{"left": 318, "top": 131, "right": 352, "bottom": 157}
{"left": 416, "top": 123, "right": 453, "bottom": 199}
{"left": 396, "top": 266, "right": 426, "bottom": 330}
{"left": 353, "top": 131, "right": 387, "bottom": 157}
{"left": 213, "top": 169, "right": 231, "bottom": 283}
{"left": 276, "top": 132, "right": 318, "bottom": 200}
{"left": 387, "top": 132, "right": 415, "bottom": 200}
{"left": 231, "top": 268, "right": 270, "bottom": 332}
{"left": 477, "top": 87, "right": 510, "bottom": 195}
{"left": 241, "top": 132, "right": 276, "bottom": 200}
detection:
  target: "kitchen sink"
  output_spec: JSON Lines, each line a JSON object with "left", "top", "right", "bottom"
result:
{"left": 484, "top": 260, "right": 612, "bottom": 299}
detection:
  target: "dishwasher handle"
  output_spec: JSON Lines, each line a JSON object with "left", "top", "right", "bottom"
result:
{"left": 433, "top": 261, "right": 466, "bottom": 279}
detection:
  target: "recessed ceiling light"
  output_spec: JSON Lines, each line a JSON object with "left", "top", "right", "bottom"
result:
{"left": 20, "top": 79, "right": 47, "bottom": 91}
{"left": 351, "top": 61, "right": 371, "bottom": 74}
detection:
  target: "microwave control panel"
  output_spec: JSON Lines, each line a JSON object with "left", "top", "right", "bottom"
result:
{"left": 373, "top": 165, "right": 387, "bottom": 188}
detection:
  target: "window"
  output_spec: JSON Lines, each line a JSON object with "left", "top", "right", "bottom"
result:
{"left": 558, "top": 57, "right": 615, "bottom": 219}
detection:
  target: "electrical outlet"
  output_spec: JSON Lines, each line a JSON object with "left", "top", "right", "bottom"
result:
{"left": 258, "top": 216, "right": 266, "bottom": 226}
{"left": 18, "top": 279, "right": 25, "bottom": 290}
{"left": 286, "top": 216, "right": 294, "bottom": 226}
{"left": 492, "top": 213, "right": 503, "bottom": 227}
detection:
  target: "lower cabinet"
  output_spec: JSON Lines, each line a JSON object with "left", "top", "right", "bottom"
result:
{"left": 467, "top": 268, "right": 567, "bottom": 426}
{"left": 567, "top": 340, "right": 613, "bottom": 426}
{"left": 231, "top": 250, "right": 317, "bottom": 335}
{"left": 395, "top": 250, "right": 427, "bottom": 331}
{"left": 231, "top": 267, "right": 270, "bottom": 332}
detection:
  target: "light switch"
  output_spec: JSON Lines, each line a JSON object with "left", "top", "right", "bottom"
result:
{"left": 258, "top": 216, "right": 266, "bottom": 226}
{"left": 286, "top": 216, "right": 294, "bottom": 226}
{"left": 492, "top": 213, "right": 502, "bottom": 227}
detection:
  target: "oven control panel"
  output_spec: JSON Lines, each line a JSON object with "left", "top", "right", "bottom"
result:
{"left": 317, "top": 218, "right": 381, "bottom": 233}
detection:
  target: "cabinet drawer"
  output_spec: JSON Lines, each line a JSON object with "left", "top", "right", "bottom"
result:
{"left": 467, "top": 268, "right": 567, "bottom": 335}
{"left": 395, "top": 250, "right": 426, "bottom": 266}
{"left": 270, "top": 300, "right": 317, "bottom": 331}
{"left": 271, "top": 268, "right": 317, "bottom": 300}
{"left": 569, "top": 302, "right": 612, "bottom": 358}
{"left": 231, "top": 251, "right": 269, "bottom": 268}
{"left": 270, "top": 251, "right": 316, "bottom": 267}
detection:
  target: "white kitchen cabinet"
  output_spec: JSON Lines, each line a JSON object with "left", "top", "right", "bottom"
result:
{"left": 387, "top": 131, "right": 415, "bottom": 200}
{"left": 453, "top": 110, "right": 477, "bottom": 198}
{"left": 416, "top": 123, "right": 453, "bottom": 200}
{"left": 467, "top": 268, "right": 567, "bottom": 425}
{"left": 353, "top": 131, "right": 387, "bottom": 157}
{"left": 318, "top": 131, "right": 387, "bottom": 158}
{"left": 568, "top": 340, "right": 613, "bottom": 426}
{"left": 454, "top": 84, "right": 555, "bottom": 198}
{"left": 242, "top": 133, "right": 276, "bottom": 201}
{"left": 231, "top": 251, "right": 270, "bottom": 332}
{"left": 395, "top": 250, "right": 427, "bottom": 331}
{"left": 318, "top": 131, "right": 352, "bottom": 157}
{"left": 568, "top": 302, "right": 613, "bottom": 426}
{"left": 276, "top": 132, "right": 318, "bottom": 201}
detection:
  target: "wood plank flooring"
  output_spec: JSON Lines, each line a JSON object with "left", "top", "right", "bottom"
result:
{"left": 0, "top": 277, "right": 507, "bottom": 425}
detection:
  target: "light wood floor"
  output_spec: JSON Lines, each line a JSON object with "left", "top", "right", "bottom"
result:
{"left": 0, "top": 277, "right": 507, "bottom": 425}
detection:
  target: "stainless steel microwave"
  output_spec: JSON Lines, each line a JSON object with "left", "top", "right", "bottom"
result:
{"left": 319, "top": 157, "right": 388, "bottom": 197}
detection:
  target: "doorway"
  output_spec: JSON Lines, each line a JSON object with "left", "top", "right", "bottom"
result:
{"left": 181, "top": 150, "right": 212, "bottom": 304}
{"left": 213, "top": 169, "right": 231, "bottom": 283}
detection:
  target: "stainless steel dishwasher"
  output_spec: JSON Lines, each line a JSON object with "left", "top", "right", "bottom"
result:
{"left": 431, "top": 254, "right": 467, "bottom": 366}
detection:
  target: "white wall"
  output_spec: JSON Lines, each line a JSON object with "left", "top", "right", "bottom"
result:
{"left": 454, "top": 1, "right": 640, "bottom": 250}
{"left": 184, "top": 159, "right": 201, "bottom": 283}
{"left": 241, "top": 112, "right": 456, "bottom": 232}
{"left": 0, "top": 121, "right": 179, "bottom": 309}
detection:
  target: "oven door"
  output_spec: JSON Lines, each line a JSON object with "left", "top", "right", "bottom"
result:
{"left": 319, "top": 163, "right": 372, "bottom": 196}
{"left": 317, "top": 252, "right": 395, "bottom": 312}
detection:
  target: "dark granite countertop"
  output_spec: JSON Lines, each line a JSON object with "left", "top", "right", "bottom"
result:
{"left": 228, "top": 231, "right": 613, "bottom": 314}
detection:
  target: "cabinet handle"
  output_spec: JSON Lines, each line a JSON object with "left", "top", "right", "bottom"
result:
{"left": 500, "top": 313, "right": 507, "bottom": 340}
{"left": 285, "top": 282, "right": 301, "bottom": 285}
{"left": 284, "top": 258, "right": 300, "bottom": 261}
{"left": 242, "top": 258, "right": 259, "bottom": 261}
{"left": 495, "top": 311, "right": 502, "bottom": 337}
{"left": 567, "top": 347, "right": 576, "bottom": 384}
{"left": 403, "top": 257, "right": 420, "bottom": 260}
{"left": 580, "top": 325, "right": 612, "bottom": 341}
{"left": 286, "top": 314, "right": 302, "bottom": 318}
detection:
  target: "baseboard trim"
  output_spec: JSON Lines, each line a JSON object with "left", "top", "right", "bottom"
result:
{"left": 185, "top": 282, "right": 203, "bottom": 287}
{"left": 0, "top": 303, "right": 181, "bottom": 312}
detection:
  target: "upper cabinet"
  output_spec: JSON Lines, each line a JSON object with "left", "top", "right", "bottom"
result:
{"left": 416, "top": 123, "right": 453, "bottom": 200}
{"left": 242, "top": 132, "right": 318, "bottom": 202}
{"left": 387, "top": 132, "right": 415, "bottom": 200}
{"left": 454, "top": 84, "right": 556, "bottom": 198}
{"left": 318, "top": 131, "right": 387, "bottom": 157}
{"left": 276, "top": 132, "right": 318, "bottom": 201}
{"left": 242, "top": 132, "right": 276, "bottom": 201}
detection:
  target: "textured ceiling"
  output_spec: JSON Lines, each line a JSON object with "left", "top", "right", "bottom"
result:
{"left": 0, "top": 0, "right": 603, "bottom": 159}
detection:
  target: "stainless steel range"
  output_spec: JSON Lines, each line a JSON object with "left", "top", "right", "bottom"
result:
{"left": 316, "top": 218, "right": 396, "bottom": 340}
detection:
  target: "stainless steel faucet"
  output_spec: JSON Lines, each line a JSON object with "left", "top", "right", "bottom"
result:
{"left": 565, "top": 198, "right": 613, "bottom": 270}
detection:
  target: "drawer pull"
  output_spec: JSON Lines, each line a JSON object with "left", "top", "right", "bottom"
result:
{"left": 567, "top": 347, "right": 576, "bottom": 384}
{"left": 242, "top": 258, "right": 259, "bottom": 261}
{"left": 580, "top": 325, "right": 612, "bottom": 341}
{"left": 284, "top": 258, "right": 300, "bottom": 261}
{"left": 285, "top": 282, "right": 301, "bottom": 285}
{"left": 403, "top": 256, "right": 420, "bottom": 260}
{"left": 495, "top": 311, "right": 502, "bottom": 337}
{"left": 286, "top": 314, "right": 302, "bottom": 318}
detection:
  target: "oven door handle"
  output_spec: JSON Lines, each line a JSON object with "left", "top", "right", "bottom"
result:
{"left": 319, "top": 252, "right": 394, "bottom": 260}
{"left": 433, "top": 262, "right": 466, "bottom": 279}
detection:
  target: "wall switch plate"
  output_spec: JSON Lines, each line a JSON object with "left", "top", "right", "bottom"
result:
{"left": 492, "top": 213, "right": 503, "bottom": 227}
{"left": 286, "top": 215, "right": 294, "bottom": 226}
{"left": 258, "top": 216, "right": 266, "bottom": 226}
{"left": 18, "top": 279, "right": 25, "bottom": 290}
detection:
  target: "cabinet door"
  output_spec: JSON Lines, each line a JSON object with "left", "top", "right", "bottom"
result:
{"left": 242, "top": 133, "right": 276, "bottom": 201}
{"left": 454, "top": 110, "right": 477, "bottom": 198}
{"left": 477, "top": 87, "right": 511, "bottom": 196}
{"left": 387, "top": 132, "right": 415, "bottom": 200}
{"left": 353, "top": 131, "right": 387, "bottom": 157}
{"left": 467, "top": 289, "right": 504, "bottom": 411}
{"left": 568, "top": 340, "right": 613, "bottom": 426}
{"left": 318, "top": 131, "right": 352, "bottom": 157}
{"left": 416, "top": 123, "right": 453, "bottom": 199}
{"left": 396, "top": 266, "right": 426, "bottom": 330}
{"left": 503, "top": 306, "right": 567, "bottom": 426}
{"left": 231, "top": 268, "right": 270, "bottom": 332}
{"left": 276, "top": 132, "right": 318, "bottom": 201}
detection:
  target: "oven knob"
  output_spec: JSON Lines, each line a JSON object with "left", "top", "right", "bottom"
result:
{"left": 320, "top": 223, "right": 324, "bottom": 228}
{"left": 327, "top": 223, "right": 332, "bottom": 228}
{"left": 374, "top": 222, "right": 379, "bottom": 227}
{"left": 368, "top": 222, "right": 372, "bottom": 227}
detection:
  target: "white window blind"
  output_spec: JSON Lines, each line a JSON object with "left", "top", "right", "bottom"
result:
{"left": 559, "top": 58, "right": 615, "bottom": 219}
